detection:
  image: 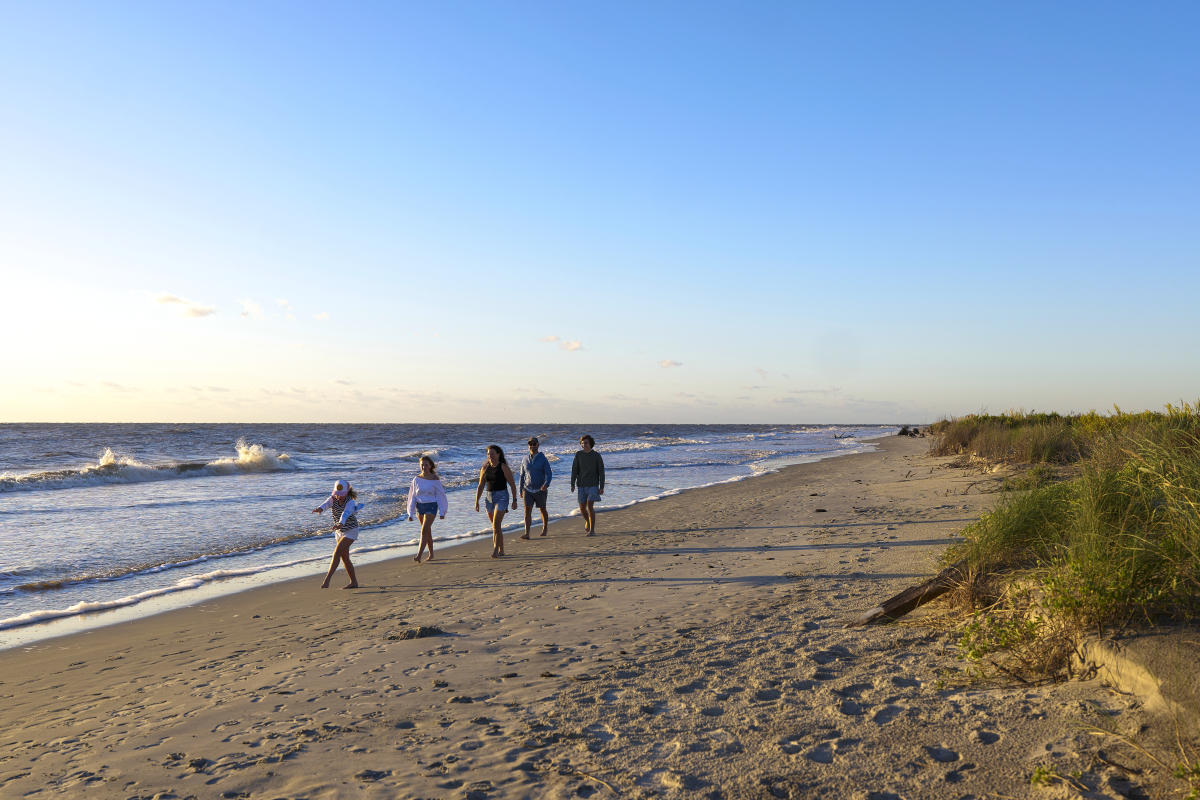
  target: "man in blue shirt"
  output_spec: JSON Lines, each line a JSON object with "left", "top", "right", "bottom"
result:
{"left": 518, "top": 437, "right": 553, "bottom": 539}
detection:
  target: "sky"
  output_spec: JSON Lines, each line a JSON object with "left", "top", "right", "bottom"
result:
{"left": 1, "top": 1, "right": 1197, "bottom": 424}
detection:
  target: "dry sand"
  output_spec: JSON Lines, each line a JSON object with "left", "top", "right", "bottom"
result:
{"left": 0, "top": 436, "right": 1182, "bottom": 799}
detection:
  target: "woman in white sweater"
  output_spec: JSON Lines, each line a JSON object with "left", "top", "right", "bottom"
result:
{"left": 407, "top": 455, "right": 448, "bottom": 563}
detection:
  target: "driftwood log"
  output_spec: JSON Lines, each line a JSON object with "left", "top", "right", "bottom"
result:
{"left": 847, "top": 559, "right": 969, "bottom": 627}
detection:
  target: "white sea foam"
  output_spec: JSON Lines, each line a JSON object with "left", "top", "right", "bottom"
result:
{"left": 0, "top": 438, "right": 296, "bottom": 492}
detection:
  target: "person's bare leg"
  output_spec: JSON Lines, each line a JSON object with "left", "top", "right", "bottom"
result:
{"left": 420, "top": 515, "right": 435, "bottom": 561}
{"left": 340, "top": 546, "right": 358, "bottom": 588}
{"left": 585, "top": 500, "right": 597, "bottom": 535}
{"left": 520, "top": 503, "right": 532, "bottom": 539}
{"left": 489, "top": 509, "right": 501, "bottom": 557}
{"left": 578, "top": 502, "right": 590, "bottom": 534}
{"left": 321, "top": 545, "right": 340, "bottom": 588}
{"left": 493, "top": 511, "right": 506, "bottom": 556}
{"left": 539, "top": 506, "right": 550, "bottom": 536}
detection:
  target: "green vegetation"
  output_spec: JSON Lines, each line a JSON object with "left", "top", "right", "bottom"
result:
{"left": 934, "top": 404, "right": 1200, "bottom": 677}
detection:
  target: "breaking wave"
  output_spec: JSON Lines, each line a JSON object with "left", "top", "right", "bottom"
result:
{"left": 0, "top": 439, "right": 297, "bottom": 493}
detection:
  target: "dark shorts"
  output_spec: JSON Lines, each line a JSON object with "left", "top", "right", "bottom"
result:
{"left": 523, "top": 489, "right": 548, "bottom": 509}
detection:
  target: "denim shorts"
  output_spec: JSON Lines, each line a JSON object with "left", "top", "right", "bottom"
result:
{"left": 577, "top": 486, "right": 601, "bottom": 504}
{"left": 484, "top": 489, "right": 509, "bottom": 513}
{"left": 415, "top": 501, "right": 439, "bottom": 516}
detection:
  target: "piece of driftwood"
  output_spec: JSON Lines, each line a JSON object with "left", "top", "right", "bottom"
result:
{"left": 847, "top": 559, "right": 969, "bottom": 626}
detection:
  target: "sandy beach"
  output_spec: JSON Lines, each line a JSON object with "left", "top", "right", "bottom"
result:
{"left": 0, "top": 436, "right": 1175, "bottom": 799}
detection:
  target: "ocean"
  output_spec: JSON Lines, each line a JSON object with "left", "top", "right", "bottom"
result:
{"left": 0, "top": 423, "right": 893, "bottom": 647}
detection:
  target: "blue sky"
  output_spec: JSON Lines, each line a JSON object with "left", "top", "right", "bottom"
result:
{"left": 2, "top": 1, "right": 1197, "bottom": 423}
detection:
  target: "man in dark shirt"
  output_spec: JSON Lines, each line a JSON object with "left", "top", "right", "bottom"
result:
{"left": 570, "top": 434, "right": 605, "bottom": 536}
{"left": 518, "top": 437, "right": 553, "bottom": 539}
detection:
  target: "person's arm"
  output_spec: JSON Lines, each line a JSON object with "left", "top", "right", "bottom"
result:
{"left": 313, "top": 496, "right": 332, "bottom": 514}
{"left": 598, "top": 453, "right": 605, "bottom": 494}
{"left": 503, "top": 463, "right": 518, "bottom": 509}
{"left": 517, "top": 459, "right": 527, "bottom": 493}
{"left": 435, "top": 479, "right": 448, "bottom": 518}
{"left": 541, "top": 454, "right": 552, "bottom": 490}
{"left": 339, "top": 500, "right": 362, "bottom": 526}
{"left": 407, "top": 477, "right": 418, "bottom": 520}
{"left": 571, "top": 453, "right": 579, "bottom": 491}
{"left": 475, "top": 467, "right": 486, "bottom": 511}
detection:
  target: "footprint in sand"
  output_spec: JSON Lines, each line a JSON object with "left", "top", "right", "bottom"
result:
{"left": 837, "top": 698, "right": 865, "bottom": 716}
{"left": 970, "top": 729, "right": 1000, "bottom": 744}
{"left": 923, "top": 745, "right": 959, "bottom": 763}
{"left": 779, "top": 735, "right": 805, "bottom": 754}
{"left": 804, "top": 742, "right": 835, "bottom": 763}
{"left": 872, "top": 705, "right": 904, "bottom": 724}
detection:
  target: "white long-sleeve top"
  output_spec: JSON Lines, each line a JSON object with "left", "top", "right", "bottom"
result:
{"left": 407, "top": 476, "right": 449, "bottom": 519}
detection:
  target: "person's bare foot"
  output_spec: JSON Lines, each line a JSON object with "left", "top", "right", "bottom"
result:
{"left": 491, "top": 550, "right": 500, "bottom": 558}
{"left": 320, "top": 580, "right": 330, "bottom": 589}
{"left": 586, "top": 531, "right": 595, "bottom": 536}
{"left": 540, "top": 530, "right": 548, "bottom": 537}
{"left": 342, "top": 582, "right": 358, "bottom": 589}
{"left": 414, "top": 554, "right": 422, "bottom": 563}
{"left": 426, "top": 554, "right": 433, "bottom": 561}
{"left": 519, "top": 533, "right": 530, "bottom": 540}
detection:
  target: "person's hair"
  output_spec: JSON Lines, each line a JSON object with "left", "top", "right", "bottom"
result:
{"left": 579, "top": 434, "right": 595, "bottom": 447}
{"left": 486, "top": 444, "right": 507, "bottom": 465}
{"left": 419, "top": 455, "right": 439, "bottom": 478}
{"left": 341, "top": 485, "right": 358, "bottom": 500}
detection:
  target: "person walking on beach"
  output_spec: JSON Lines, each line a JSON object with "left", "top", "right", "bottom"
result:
{"left": 518, "top": 436, "right": 553, "bottom": 539}
{"left": 407, "top": 455, "right": 448, "bottom": 563}
{"left": 312, "top": 479, "right": 363, "bottom": 589}
{"left": 475, "top": 445, "right": 518, "bottom": 558}
{"left": 570, "top": 435, "right": 605, "bottom": 536}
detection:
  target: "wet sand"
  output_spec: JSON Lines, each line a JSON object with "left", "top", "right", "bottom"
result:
{"left": 0, "top": 436, "right": 1171, "bottom": 798}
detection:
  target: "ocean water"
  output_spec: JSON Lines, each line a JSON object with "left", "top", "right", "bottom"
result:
{"left": 0, "top": 423, "right": 893, "bottom": 645}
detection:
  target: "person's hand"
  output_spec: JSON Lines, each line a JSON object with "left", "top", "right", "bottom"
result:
{"left": 474, "top": 502, "right": 480, "bottom": 512}
{"left": 511, "top": 500, "right": 518, "bottom": 510}
{"left": 439, "top": 514, "right": 445, "bottom": 520}
{"left": 312, "top": 507, "right": 322, "bottom": 514}
{"left": 333, "top": 523, "right": 343, "bottom": 532}
{"left": 599, "top": 489, "right": 604, "bottom": 496}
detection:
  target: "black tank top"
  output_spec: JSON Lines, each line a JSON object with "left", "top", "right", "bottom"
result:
{"left": 484, "top": 463, "right": 507, "bottom": 491}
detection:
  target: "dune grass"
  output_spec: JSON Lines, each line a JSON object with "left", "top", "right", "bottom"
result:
{"left": 936, "top": 404, "right": 1200, "bottom": 679}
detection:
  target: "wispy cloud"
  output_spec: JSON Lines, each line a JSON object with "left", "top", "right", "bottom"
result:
{"left": 658, "top": 359, "right": 683, "bottom": 368}
{"left": 561, "top": 340, "right": 583, "bottom": 352}
{"left": 102, "top": 381, "right": 135, "bottom": 392}
{"left": 239, "top": 299, "right": 263, "bottom": 319}
{"left": 276, "top": 299, "right": 291, "bottom": 310}
{"left": 787, "top": 387, "right": 841, "bottom": 396}
{"left": 754, "top": 367, "right": 769, "bottom": 381}
{"left": 157, "top": 293, "right": 215, "bottom": 318}
{"left": 540, "top": 335, "right": 560, "bottom": 343}
{"left": 314, "top": 312, "right": 330, "bottom": 321}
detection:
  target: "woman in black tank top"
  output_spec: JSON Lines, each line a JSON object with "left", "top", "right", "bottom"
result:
{"left": 475, "top": 445, "right": 518, "bottom": 558}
